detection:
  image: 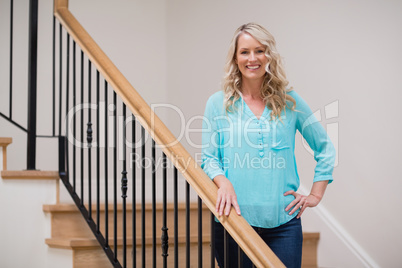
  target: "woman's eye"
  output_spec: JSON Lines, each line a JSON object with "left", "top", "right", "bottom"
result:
{"left": 257, "top": 50, "right": 264, "bottom": 53}
{"left": 240, "top": 51, "right": 248, "bottom": 55}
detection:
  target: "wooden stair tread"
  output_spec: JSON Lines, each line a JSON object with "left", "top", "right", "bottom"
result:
{"left": 43, "top": 202, "right": 210, "bottom": 212}
{"left": 46, "top": 235, "right": 212, "bottom": 249}
{"left": 302, "top": 232, "right": 320, "bottom": 240}
{"left": 1, "top": 170, "right": 59, "bottom": 180}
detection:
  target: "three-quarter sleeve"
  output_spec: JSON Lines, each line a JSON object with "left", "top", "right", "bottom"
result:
{"left": 201, "top": 96, "right": 225, "bottom": 180}
{"left": 291, "top": 91, "right": 336, "bottom": 183}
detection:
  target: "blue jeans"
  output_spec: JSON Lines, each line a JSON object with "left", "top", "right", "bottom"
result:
{"left": 213, "top": 217, "right": 303, "bottom": 268}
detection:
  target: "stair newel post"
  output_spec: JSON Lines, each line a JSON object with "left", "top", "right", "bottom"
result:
{"left": 161, "top": 152, "right": 169, "bottom": 268}
{"left": 121, "top": 102, "right": 128, "bottom": 268}
{"left": 27, "top": 0, "right": 38, "bottom": 170}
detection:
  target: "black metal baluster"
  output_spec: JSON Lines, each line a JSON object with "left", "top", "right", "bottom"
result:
{"left": 27, "top": 0, "right": 38, "bottom": 170}
{"left": 59, "top": 23, "right": 63, "bottom": 136}
{"left": 132, "top": 114, "right": 137, "bottom": 268}
{"left": 122, "top": 103, "right": 128, "bottom": 268}
{"left": 161, "top": 152, "right": 169, "bottom": 268}
{"left": 65, "top": 33, "right": 70, "bottom": 181}
{"left": 152, "top": 139, "right": 156, "bottom": 268}
{"left": 96, "top": 70, "right": 100, "bottom": 232}
{"left": 52, "top": 15, "right": 55, "bottom": 136}
{"left": 198, "top": 196, "right": 202, "bottom": 267}
{"left": 141, "top": 126, "right": 146, "bottom": 268}
{"left": 9, "top": 0, "right": 13, "bottom": 119}
{"left": 211, "top": 213, "right": 215, "bottom": 268}
{"left": 104, "top": 81, "right": 109, "bottom": 247}
{"left": 72, "top": 41, "right": 76, "bottom": 191}
{"left": 173, "top": 167, "right": 178, "bottom": 268}
{"left": 113, "top": 91, "right": 118, "bottom": 261}
{"left": 186, "top": 181, "right": 190, "bottom": 268}
{"left": 87, "top": 60, "right": 92, "bottom": 219}
{"left": 238, "top": 246, "right": 244, "bottom": 268}
{"left": 224, "top": 229, "right": 229, "bottom": 268}
{"left": 59, "top": 136, "right": 66, "bottom": 176}
{"left": 80, "top": 50, "right": 84, "bottom": 206}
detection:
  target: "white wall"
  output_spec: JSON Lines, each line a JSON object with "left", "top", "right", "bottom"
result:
{"left": 0, "top": 147, "right": 72, "bottom": 268}
{"left": 1, "top": 0, "right": 401, "bottom": 267}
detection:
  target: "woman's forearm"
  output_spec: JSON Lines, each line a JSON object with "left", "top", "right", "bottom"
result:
{"left": 309, "top": 180, "right": 329, "bottom": 202}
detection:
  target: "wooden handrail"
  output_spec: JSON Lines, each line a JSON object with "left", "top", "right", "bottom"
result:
{"left": 54, "top": 1, "right": 285, "bottom": 267}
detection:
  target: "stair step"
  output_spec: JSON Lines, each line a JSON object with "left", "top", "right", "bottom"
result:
{"left": 44, "top": 202, "right": 211, "bottom": 239}
{"left": 46, "top": 236, "right": 212, "bottom": 268}
{"left": 1, "top": 170, "right": 59, "bottom": 180}
{"left": 302, "top": 232, "right": 320, "bottom": 268}
{"left": 46, "top": 234, "right": 318, "bottom": 267}
{"left": 46, "top": 235, "right": 211, "bottom": 249}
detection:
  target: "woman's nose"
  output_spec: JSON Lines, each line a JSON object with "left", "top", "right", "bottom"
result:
{"left": 249, "top": 52, "right": 256, "bottom": 61}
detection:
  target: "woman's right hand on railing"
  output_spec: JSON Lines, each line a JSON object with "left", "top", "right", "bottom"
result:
{"left": 213, "top": 175, "right": 241, "bottom": 217}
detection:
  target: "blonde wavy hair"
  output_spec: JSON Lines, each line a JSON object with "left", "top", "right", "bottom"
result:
{"left": 223, "top": 23, "right": 296, "bottom": 120}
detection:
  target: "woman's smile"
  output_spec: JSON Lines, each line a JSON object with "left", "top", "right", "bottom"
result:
{"left": 235, "top": 33, "right": 268, "bottom": 82}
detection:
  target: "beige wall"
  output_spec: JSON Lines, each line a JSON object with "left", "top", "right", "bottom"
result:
{"left": 1, "top": 0, "right": 401, "bottom": 267}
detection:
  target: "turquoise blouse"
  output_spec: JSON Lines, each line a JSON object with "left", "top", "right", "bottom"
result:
{"left": 201, "top": 90, "right": 335, "bottom": 228}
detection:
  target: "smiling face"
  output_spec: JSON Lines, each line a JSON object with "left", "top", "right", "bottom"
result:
{"left": 235, "top": 33, "right": 269, "bottom": 84}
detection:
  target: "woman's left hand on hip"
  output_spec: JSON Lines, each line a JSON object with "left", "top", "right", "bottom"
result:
{"left": 283, "top": 190, "right": 321, "bottom": 219}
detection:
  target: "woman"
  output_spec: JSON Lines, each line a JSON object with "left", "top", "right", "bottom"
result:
{"left": 201, "top": 23, "right": 336, "bottom": 267}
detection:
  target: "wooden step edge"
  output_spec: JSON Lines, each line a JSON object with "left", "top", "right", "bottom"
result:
{"left": 0, "top": 137, "right": 12, "bottom": 147}
{"left": 1, "top": 170, "right": 59, "bottom": 180}
{"left": 46, "top": 235, "right": 211, "bottom": 249}
{"left": 302, "top": 232, "right": 320, "bottom": 240}
{"left": 43, "top": 202, "right": 211, "bottom": 213}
